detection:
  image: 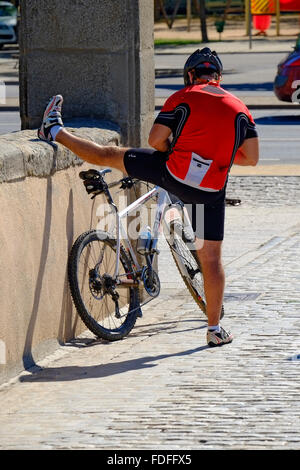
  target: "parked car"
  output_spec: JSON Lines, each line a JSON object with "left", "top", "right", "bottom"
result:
{"left": 274, "top": 40, "right": 300, "bottom": 103}
{"left": 0, "top": 1, "right": 17, "bottom": 49}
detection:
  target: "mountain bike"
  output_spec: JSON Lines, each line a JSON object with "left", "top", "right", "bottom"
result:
{"left": 67, "top": 168, "right": 224, "bottom": 341}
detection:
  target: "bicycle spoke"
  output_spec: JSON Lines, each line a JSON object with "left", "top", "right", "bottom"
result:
{"left": 68, "top": 230, "right": 140, "bottom": 340}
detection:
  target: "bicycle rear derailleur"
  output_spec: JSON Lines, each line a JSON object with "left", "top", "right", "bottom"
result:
{"left": 89, "top": 270, "right": 121, "bottom": 318}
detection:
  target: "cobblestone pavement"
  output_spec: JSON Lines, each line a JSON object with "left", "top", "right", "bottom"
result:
{"left": 0, "top": 176, "right": 300, "bottom": 450}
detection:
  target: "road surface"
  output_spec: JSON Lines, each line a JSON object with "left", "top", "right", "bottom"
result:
{"left": 0, "top": 50, "right": 299, "bottom": 165}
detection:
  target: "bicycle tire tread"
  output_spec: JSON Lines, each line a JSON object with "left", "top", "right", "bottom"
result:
{"left": 170, "top": 247, "right": 206, "bottom": 314}
{"left": 68, "top": 230, "right": 140, "bottom": 341}
{"left": 167, "top": 222, "right": 224, "bottom": 319}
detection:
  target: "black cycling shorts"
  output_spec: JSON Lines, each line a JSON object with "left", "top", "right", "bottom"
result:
{"left": 124, "top": 148, "right": 226, "bottom": 241}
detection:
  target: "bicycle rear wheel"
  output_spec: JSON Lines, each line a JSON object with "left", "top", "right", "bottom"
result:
{"left": 166, "top": 220, "right": 224, "bottom": 318}
{"left": 68, "top": 230, "right": 140, "bottom": 341}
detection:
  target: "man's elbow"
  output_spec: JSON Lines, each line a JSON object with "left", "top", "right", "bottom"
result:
{"left": 251, "top": 150, "right": 260, "bottom": 166}
{"left": 148, "top": 135, "right": 169, "bottom": 152}
{"left": 250, "top": 155, "right": 259, "bottom": 166}
{"left": 148, "top": 135, "right": 157, "bottom": 148}
{"left": 241, "top": 138, "right": 259, "bottom": 166}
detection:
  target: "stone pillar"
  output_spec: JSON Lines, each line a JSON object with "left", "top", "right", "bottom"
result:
{"left": 19, "top": 0, "right": 154, "bottom": 147}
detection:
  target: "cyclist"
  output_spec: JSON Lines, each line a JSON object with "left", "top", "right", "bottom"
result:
{"left": 38, "top": 47, "right": 259, "bottom": 347}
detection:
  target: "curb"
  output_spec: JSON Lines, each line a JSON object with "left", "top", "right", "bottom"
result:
{"left": 154, "top": 47, "right": 294, "bottom": 56}
{"left": 0, "top": 106, "right": 19, "bottom": 112}
{"left": 155, "top": 69, "right": 182, "bottom": 77}
{"left": 155, "top": 103, "right": 296, "bottom": 111}
{"left": 0, "top": 81, "right": 19, "bottom": 85}
{"left": 247, "top": 104, "right": 298, "bottom": 109}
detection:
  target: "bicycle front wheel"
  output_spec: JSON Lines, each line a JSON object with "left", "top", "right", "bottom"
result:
{"left": 68, "top": 230, "right": 140, "bottom": 341}
{"left": 166, "top": 220, "right": 224, "bottom": 318}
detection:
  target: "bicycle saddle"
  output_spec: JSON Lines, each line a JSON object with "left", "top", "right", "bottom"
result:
{"left": 79, "top": 168, "right": 112, "bottom": 180}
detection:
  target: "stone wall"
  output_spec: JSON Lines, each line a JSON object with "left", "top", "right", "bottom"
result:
{"left": 0, "top": 121, "right": 123, "bottom": 385}
{"left": 1, "top": 0, "right": 156, "bottom": 385}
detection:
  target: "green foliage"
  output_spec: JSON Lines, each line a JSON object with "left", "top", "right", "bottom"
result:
{"left": 154, "top": 39, "right": 203, "bottom": 47}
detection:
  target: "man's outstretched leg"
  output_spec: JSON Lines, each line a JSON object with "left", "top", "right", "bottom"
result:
{"left": 38, "top": 95, "right": 128, "bottom": 173}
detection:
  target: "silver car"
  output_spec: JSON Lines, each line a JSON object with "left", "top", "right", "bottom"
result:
{"left": 0, "top": 1, "right": 17, "bottom": 49}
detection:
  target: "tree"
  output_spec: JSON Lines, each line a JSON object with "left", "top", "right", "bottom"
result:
{"left": 158, "top": 0, "right": 182, "bottom": 29}
{"left": 194, "top": 0, "right": 209, "bottom": 43}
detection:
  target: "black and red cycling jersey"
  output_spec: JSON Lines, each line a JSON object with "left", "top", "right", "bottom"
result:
{"left": 155, "top": 81, "right": 258, "bottom": 191}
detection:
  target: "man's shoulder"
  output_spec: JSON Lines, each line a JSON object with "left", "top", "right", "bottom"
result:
{"left": 161, "top": 87, "right": 188, "bottom": 109}
{"left": 219, "top": 86, "right": 247, "bottom": 104}
{"left": 163, "top": 84, "right": 251, "bottom": 114}
{"left": 169, "top": 87, "right": 187, "bottom": 100}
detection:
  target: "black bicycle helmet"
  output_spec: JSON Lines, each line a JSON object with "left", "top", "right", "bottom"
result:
{"left": 183, "top": 47, "right": 223, "bottom": 86}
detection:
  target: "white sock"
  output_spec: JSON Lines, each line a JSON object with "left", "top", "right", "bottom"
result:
{"left": 208, "top": 325, "right": 220, "bottom": 333}
{"left": 50, "top": 125, "right": 63, "bottom": 141}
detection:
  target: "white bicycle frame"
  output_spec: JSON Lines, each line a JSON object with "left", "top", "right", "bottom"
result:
{"left": 110, "top": 185, "right": 176, "bottom": 280}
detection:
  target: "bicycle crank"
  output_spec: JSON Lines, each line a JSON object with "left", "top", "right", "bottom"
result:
{"left": 141, "top": 267, "right": 160, "bottom": 298}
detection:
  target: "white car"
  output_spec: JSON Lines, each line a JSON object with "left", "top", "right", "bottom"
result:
{"left": 0, "top": 1, "right": 17, "bottom": 49}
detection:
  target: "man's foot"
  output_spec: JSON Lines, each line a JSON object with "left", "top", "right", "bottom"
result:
{"left": 38, "top": 95, "right": 64, "bottom": 142}
{"left": 207, "top": 326, "right": 233, "bottom": 347}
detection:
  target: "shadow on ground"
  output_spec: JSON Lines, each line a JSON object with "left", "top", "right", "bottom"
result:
{"left": 19, "top": 344, "right": 209, "bottom": 383}
{"left": 254, "top": 115, "right": 300, "bottom": 125}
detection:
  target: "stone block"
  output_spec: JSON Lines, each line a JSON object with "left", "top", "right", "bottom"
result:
{"left": 0, "top": 119, "right": 121, "bottom": 183}
{"left": 19, "top": 0, "right": 155, "bottom": 147}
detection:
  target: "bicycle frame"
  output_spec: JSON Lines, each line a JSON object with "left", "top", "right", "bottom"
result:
{"left": 111, "top": 185, "right": 173, "bottom": 280}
